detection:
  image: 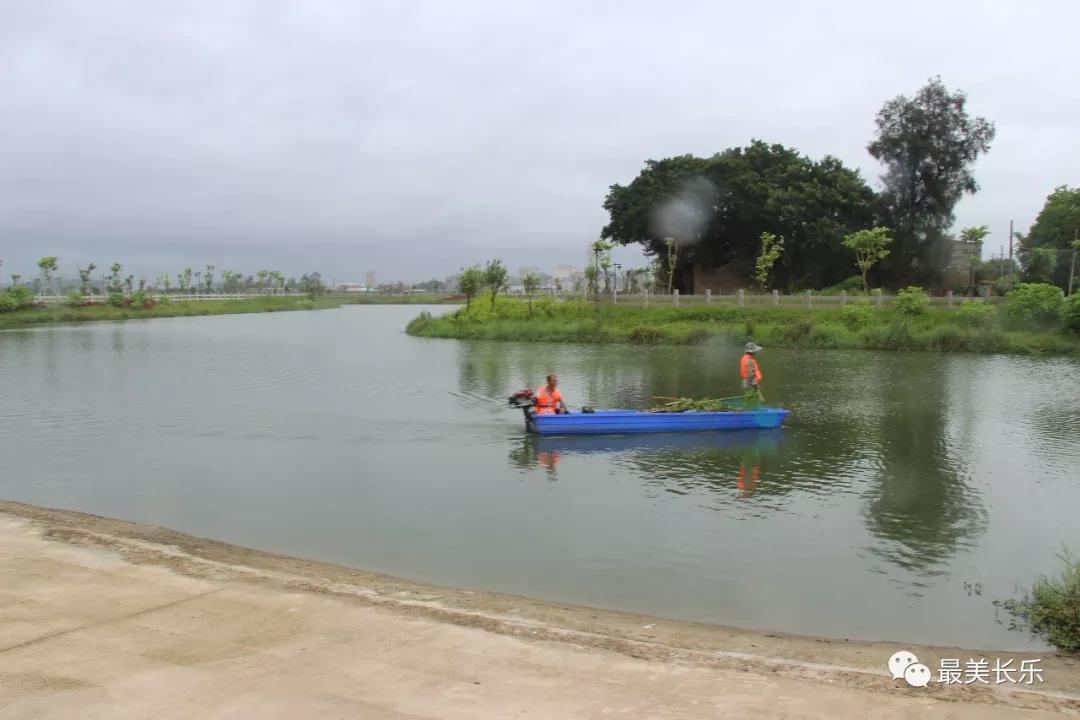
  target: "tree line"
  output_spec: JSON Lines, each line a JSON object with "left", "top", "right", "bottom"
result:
{"left": 0, "top": 258, "right": 326, "bottom": 297}
{"left": 600, "top": 77, "right": 1080, "bottom": 294}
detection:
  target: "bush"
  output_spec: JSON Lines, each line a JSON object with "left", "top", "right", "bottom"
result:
{"left": 819, "top": 275, "right": 864, "bottom": 295}
{"left": 531, "top": 296, "right": 557, "bottom": 318}
{"left": 406, "top": 312, "right": 433, "bottom": 334}
{"left": 130, "top": 291, "right": 156, "bottom": 309}
{"left": 1003, "top": 283, "right": 1064, "bottom": 328}
{"left": 955, "top": 300, "right": 995, "bottom": 327}
{"left": 0, "top": 286, "right": 36, "bottom": 312}
{"left": 861, "top": 322, "right": 913, "bottom": 350}
{"left": 107, "top": 292, "right": 127, "bottom": 308}
{"left": 996, "top": 550, "right": 1080, "bottom": 654}
{"left": 841, "top": 302, "right": 875, "bottom": 329}
{"left": 66, "top": 291, "right": 85, "bottom": 308}
{"left": 782, "top": 317, "right": 815, "bottom": 342}
{"left": 894, "top": 286, "right": 930, "bottom": 316}
{"left": 1065, "top": 294, "right": 1080, "bottom": 334}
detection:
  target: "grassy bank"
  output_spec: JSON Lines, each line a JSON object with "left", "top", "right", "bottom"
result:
{"left": 0, "top": 295, "right": 344, "bottom": 330}
{"left": 406, "top": 298, "right": 1080, "bottom": 355}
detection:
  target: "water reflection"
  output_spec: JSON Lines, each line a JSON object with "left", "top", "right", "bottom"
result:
{"left": 508, "top": 429, "right": 788, "bottom": 499}
{"left": 863, "top": 364, "right": 987, "bottom": 576}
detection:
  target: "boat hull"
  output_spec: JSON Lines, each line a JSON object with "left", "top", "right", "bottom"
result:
{"left": 527, "top": 408, "right": 790, "bottom": 435}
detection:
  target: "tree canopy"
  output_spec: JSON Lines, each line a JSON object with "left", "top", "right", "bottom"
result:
{"left": 868, "top": 76, "right": 995, "bottom": 285}
{"left": 601, "top": 78, "right": 998, "bottom": 292}
{"left": 601, "top": 141, "right": 880, "bottom": 291}
{"left": 1020, "top": 186, "right": 1080, "bottom": 289}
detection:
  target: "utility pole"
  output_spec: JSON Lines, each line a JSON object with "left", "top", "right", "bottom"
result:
{"left": 1008, "top": 219, "right": 1014, "bottom": 262}
{"left": 1069, "top": 228, "right": 1079, "bottom": 297}
{"left": 593, "top": 246, "right": 600, "bottom": 312}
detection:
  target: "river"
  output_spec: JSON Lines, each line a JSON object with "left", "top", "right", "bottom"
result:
{"left": 2, "top": 304, "right": 1078, "bottom": 650}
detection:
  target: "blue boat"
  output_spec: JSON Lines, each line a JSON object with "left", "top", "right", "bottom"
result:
{"left": 531, "top": 427, "right": 787, "bottom": 454}
{"left": 525, "top": 408, "right": 790, "bottom": 435}
{"left": 508, "top": 390, "right": 790, "bottom": 436}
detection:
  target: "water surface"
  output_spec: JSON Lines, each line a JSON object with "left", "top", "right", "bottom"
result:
{"left": 2, "top": 305, "right": 1078, "bottom": 649}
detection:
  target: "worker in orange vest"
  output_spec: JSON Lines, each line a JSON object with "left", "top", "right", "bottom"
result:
{"left": 534, "top": 374, "right": 568, "bottom": 415}
{"left": 739, "top": 342, "right": 764, "bottom": 401}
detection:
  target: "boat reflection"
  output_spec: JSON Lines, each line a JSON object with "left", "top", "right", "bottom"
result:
{"left": 508, "top": 429, "right": 788, "bottom": 496}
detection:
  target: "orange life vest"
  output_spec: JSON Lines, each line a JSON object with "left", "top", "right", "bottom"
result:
{"left": 534, "top": 385, "right": 563, "bottom": 415}
{"left": 740, "top": 353, "right": 762, "bottom": 383}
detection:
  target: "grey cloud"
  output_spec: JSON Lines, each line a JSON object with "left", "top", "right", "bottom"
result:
{"left": 1, "top": 0, "right": 1078, "bottom": 281}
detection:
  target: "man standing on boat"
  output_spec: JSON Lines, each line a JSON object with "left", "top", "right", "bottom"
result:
{"left": 740, "top": 343, "right": 765, "bottom": 401}
{"left": 534, "top": 374, "right": 568, "bottom": 415}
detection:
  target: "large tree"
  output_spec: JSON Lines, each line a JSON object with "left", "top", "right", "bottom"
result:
{"left": 1019, "top": 186, "right": 1080, "bottom": 290}
{"left": 868, "top": 77, "right": 995, "bottom": 285}
{"left": 601, "top": 141, "right": 880, "bottom": 292}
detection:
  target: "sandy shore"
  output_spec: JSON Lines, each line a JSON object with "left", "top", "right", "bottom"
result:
{"left": 2, "top": 500, "right": 1078, "bottom": 718}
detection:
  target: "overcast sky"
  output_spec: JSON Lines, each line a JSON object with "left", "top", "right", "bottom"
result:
{"left": 2, "top": 1, "right": 1077, "bottom": 283}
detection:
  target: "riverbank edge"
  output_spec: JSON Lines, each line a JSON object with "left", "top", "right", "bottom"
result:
{"left": 2, "top": 499, "right": 1077, "bottom": 711}
{"left": 405, "top": 305, "right": 1080, "bottom": 356}
{"left": 0, "top": 295, "right": 466, "bottom": 330}
{"left": 0, "top": 296, "right": 351, "bottom": 330}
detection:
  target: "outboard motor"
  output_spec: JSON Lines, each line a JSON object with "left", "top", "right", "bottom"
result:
{"left": 508, "top": 389, "right": 537, "bottom": 430}
{"left": 508, "top": 389, "right": 535, "bottom": 408}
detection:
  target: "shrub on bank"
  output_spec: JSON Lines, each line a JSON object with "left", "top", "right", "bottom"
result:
{"left": 894, "top": 286, "right": 930, "bottom": 316}
{"left": 818, "top": 275, "right": 864, "bottom": 295}
{"left": 1003, "top": 283, "right": 1064, "bottom": 328}
{"left": 956, "top": 300, "right": 996, "bottom": 327}
{"left": 996, "top": 550, "right": 1080, "bottom": 655}
{"left": 0, "top": 286, "right": 36, "bottom": 313}
{"left": 1065, "top": 293, "right": 1080, "bottom": 334}
{"left": 841, "top": 302, "right": 875, "bottom": 329}
{"left": 127, "top": 291, "right": 157, "bottom": 309}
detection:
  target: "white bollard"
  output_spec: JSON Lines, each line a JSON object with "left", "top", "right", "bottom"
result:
{"left": 705, "top": 288, "right": 711, "bottom": 304}
{"left": 737, "top": 288, "right": 745, "bottom": 307}
{"left": 806, "top": 290, "right": 812, "bottom": 309}
{"left": 673, "top": 289, "right": 679, "bottom": 307}
{"left": 841, "top": 290, "right": 847, "bottom": 308}
{"left": 772, "top": 289, "right": 779, "bottom": 306}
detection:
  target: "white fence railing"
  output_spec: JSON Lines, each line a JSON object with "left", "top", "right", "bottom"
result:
{"left": 554, "top": 289, "right": 1004, "bottom": 308}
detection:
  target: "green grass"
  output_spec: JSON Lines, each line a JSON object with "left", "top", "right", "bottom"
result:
{"left": 405, "top": 298, "right": 1080, "bottom": 356}
{"left": 0, "top": 296, "right": 344, "bottom": 330}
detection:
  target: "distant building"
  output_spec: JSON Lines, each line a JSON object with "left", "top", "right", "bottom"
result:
{"left": 944, "top": 238, "right": 983, "bottom": 290}
{"left": 552, "top": 265, "right": 577, "bottom": 281}
{"left": 338, "top": 283, "right": 371, "bottom": 293}
{"left": 365, "top": 272, "right": 376, "bottom": 289}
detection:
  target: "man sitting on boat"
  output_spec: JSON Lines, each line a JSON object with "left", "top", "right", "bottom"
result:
{"left": 740, "top": 342, "right": 765, "bottom": 401}
{"left": 534, "top": 375, "right": 568, "bottom": 415}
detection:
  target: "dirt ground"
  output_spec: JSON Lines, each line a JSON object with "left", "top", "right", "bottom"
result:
{"left": 2, "top": 500, "right": 1078, "bottom": 719}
